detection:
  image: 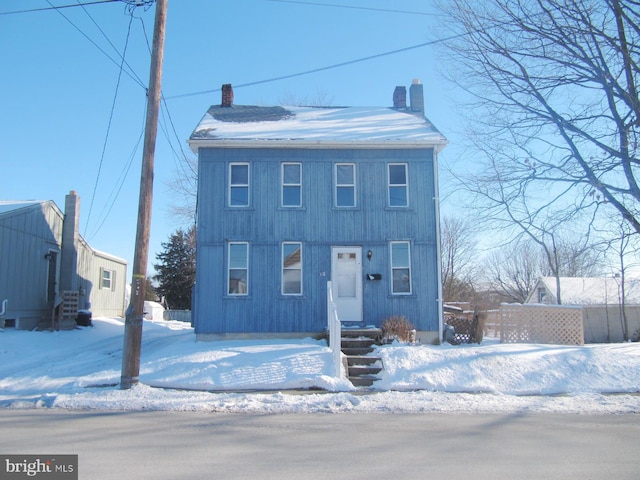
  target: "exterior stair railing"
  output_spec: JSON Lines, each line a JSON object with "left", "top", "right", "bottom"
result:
{"left": 327, "top": 281, "right": 342, "bottom": 378}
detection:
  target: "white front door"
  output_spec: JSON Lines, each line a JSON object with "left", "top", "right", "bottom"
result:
{"left": 331, "top": 246, "right": 363, "bottom": 324}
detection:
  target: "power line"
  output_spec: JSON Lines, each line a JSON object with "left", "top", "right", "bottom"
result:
{"left": 166, "top": 35, "right": 464, "bottom": 100}
{"left": 264, "top": 0, "right": 442, "bottom": 17}
{"left": 0, "top": 0, "right": 118, "bottom": 15}
{"left": 76, "top": 0, "right": 147, "bottom": 88}
{"left": 84, "top": 13, "right": 135, "bottom": 238}
{"left": 44, "top": 0, "right": 147, "bottom": 89}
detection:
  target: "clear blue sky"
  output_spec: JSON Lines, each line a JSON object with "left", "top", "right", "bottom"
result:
{"left": 1, "top": 0, "right": 463, "bottom": 278}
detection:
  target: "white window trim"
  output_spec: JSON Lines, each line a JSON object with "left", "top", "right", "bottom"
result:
{"left": 99, "top": 267, "right": 115, "bottom": 291}
{"left": 282, "top": 242, "right": 303, "bottom": 295}
{"left": 229, "top": 162, "right": 250, "bottom": 207}
{"left": 281, "top": 162, "right": 302, "bottom": 207}
{"left": 228, "top": 242, "right": 249, "bottom": 296}
{"left": 390, "top": 241, "right": 412, "bottom": 295}
{"left": 388, "top": 163, "right": 409, "bottom": 207}
{"left": 335, "top": 163, "right": 356, "bottom": 207}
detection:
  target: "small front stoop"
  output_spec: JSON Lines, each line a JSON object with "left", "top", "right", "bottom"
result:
{"left": 341, "top": 328, "right": 383, "bottom": 388}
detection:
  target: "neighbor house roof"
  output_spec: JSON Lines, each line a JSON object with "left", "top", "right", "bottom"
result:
{"left": 0, "top": 200, "right": 50, "bottom": 216}
{"left": 527, "top": 276, "right": 640, "bottom": 305}
{"left": 189, "top": 105, "right": 448, "bottom": 151}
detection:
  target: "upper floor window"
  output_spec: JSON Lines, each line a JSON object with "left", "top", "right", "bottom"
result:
{"left": 335, "top": 163, "right": 356, "bottom": 207}
{"left": 390, "top": 241, "right": 412, "bottom": 294}
{"left": 229, "top": 163, "right": 249, "bottom": 207}
{"left": 228, "top": 242, "right": 248, "bottom": 295}
{"left": 282, "top": 242, "right": 303, "bottom": 295}
{"left": 388, "top": 163, "right": 408, "bottom": 207}
{"left": 282, "top": 163, "right": 302, "bottom": 207}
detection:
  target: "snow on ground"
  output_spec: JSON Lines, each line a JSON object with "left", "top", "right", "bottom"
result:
{"left": 1, "top": 317, "right": 639, "bottom": 414}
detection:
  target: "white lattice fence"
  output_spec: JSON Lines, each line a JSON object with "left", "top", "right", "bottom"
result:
{"left": 500, "top": 304, "right": 584, "bottom": 345}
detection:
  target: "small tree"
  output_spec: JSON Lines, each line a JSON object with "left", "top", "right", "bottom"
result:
{"left": 441, "top": 216, "right": 478, "bottom": 302}
{"left": 153, "top": 226, "right": 196, "bottom": 310}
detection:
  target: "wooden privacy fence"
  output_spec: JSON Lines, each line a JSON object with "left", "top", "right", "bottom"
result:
{"left": 499, "top": 304, "right": 584, "bottom": 345}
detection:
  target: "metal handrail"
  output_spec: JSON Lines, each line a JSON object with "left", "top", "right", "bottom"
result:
{"left": 327, "top": 281, "right": 342, "bottom": 378}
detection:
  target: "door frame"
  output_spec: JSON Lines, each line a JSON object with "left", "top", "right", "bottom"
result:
{"left": 330, "top": 246, "right": 363, "bottom": 324}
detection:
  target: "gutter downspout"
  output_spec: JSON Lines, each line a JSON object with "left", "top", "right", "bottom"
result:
{"left": 0, "top": 299, "right": 7, "bottom": 316}
{"left": 433, "top": 151, "right": 444, "bottom": 344}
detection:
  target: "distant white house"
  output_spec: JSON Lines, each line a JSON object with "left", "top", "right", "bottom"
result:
{"left": 0, "top": 191, "right": 127, "bottom": 330}
{"left": 525, "top": 276, "right": 640, "bottom": 343}
{"left": 525, "top": 276, "right": 640, "bottom": 306}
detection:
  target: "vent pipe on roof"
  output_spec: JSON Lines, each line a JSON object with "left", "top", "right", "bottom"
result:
{"left": 409, "top": 79, "right": 424, "bottom": 114}
{"left": 393, "top": 86, "right": 407, "bottom": 109}
{"left": 221, "top": 84, "right": 234, "bottom": 107}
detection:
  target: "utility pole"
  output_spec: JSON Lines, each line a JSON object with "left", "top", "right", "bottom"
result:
{"left": 121, "top": 0, "right": 168, "bottom": 390}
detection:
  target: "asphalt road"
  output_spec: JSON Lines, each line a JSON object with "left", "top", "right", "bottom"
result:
{"left": 1, "top": 410, "right": 638, "bottom": 479}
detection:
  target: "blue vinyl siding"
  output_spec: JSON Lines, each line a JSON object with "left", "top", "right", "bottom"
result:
{"left": 193, "top": 147, "right": 440, "bottom": 335}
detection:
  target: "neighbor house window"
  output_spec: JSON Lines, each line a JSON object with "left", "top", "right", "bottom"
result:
{"left": 388, "top": 163, "right": 408, "bottom": 207}
{"left": 228, "top": 242, "right": 248, "bottom": 295}
{"left": 229, "top": 163, "right": 249, "bottom": 207}
{"left": 282, "top": 163, "right": 302, "bottom": 207}
{"left": 100, "top": 268, "right": 115, "bottom": 290}
{"left": 282, "top": 242, "right": 302, "bottom": 295}
{"left": 390, "top": 241, "right": 412, "bottom": 294}
{"left": 335, "top": 163, "right": 356, "bottom": 207}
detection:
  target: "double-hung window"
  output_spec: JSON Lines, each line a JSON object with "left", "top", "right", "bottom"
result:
{"left": 282, "top": 242, "right": 302, "bottom": 295}
{"left": 228, "top": 242, "right": 248, "bottom": 295}
{"left": 335, "top": 163, "right": 356, "bottom": 207}
{"left": 390, "top": 241, "right": 412, "bottom": 294}
{"left": 229, "top": 163, "right": 249, "bottom": 207}
{"left": 100, "top": 268, "right": 114, "bottom": 290}
{"left": 282, "top": 163, "right": 302, "bottom": 207}
{"left": 388, "top": 163, "right": 408, "bottom": 207}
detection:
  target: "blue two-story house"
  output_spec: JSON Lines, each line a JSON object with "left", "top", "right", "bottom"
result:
{"left": 188, "top": 81, "right": 448, "bottom": 344}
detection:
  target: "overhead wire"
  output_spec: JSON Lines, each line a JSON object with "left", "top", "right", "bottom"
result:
{"left": 165, "top": 35, "right": 466, "bottom": 100}
{"left": 83, "top": 13, "right": 135, "bottom": 238}
{"left": 76, "top": 0, "right": 147, "bottom": 88}
{"left": 87, "top": 105, "right": 147, "bottom": 240}
{"left": 0, "top": 0, "right": 118, "bottom": 15}
{"left": 264, "top": 0, "right": 442, "bottom": 17}
{"left": 43, "top": 0, "right": 147, "bottom": 90}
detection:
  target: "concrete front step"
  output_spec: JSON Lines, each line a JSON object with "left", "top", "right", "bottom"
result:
{"left": 340, "top": 327, "right": 382, "bottom": 340}
{"left": 346, "top": 355, "right": 380, "bottom": 366}
{"left": 349, "top": 375, "right": 380, "bottom": 387}
{"left": 341, "top": 337, "right": 376, "bottom": 348}
{"left": 341, "top": 347, "right": 374, "bottom": 356}
{"left": 348, "top": 364, "right": 383, "bottom": 377}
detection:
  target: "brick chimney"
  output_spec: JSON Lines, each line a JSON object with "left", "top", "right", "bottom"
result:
{"left": 60, "top": 190, "right": 80, "bottom": 293}
{"left": 221, "top": 84, "right": 234, "bottom": 107}
{"left": 393, "top": 86, "right": 407, "bottom": 109}
{"left": 409, "top": 79, "right": 424, "bottom": 114}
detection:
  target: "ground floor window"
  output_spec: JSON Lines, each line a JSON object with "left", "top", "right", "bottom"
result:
{"left": 282, "top": 242, "right": 302, "bottom": 295}
{"left": 228, "top": 242, "right": 248, "bottom": 295}
{"left": 390, "top": 241, "right": 412, "bottom": 294}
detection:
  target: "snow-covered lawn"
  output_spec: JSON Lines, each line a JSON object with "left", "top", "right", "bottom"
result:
{"left": 1, "top": 317, "right": 638, "bottom": 414}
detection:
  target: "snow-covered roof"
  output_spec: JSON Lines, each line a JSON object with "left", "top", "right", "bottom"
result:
{"left": 189, "top": 105, "right": 448, "bottom": 150}
{"left": 0, "top": 200, "right": 47, "bottom": 216}
{"left": 531, "top": 277, "right": 640, "bottom": 305}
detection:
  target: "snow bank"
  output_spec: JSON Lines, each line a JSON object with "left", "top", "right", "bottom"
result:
{"left": 1, "top": 317, "right": 638, "bottom": 414}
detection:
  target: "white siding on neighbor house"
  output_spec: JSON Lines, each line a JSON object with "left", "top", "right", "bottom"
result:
{"left": 77, "top": 239, "right": 127, "bottom": 317}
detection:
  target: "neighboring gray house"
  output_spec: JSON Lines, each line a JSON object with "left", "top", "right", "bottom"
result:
{"left": 188, "top": 81, "right": 448, "bottom": 343}
{"left": 0, "top": 191, "right": 127, "bottom": 330}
